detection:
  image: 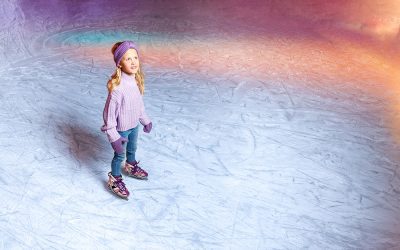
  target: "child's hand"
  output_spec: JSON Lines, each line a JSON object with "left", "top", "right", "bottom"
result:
{"left": 111, "top": 137, "right": 128, "bottom": 154}
{"left": 143, "top": 122, "right": 152, "bottom": 133}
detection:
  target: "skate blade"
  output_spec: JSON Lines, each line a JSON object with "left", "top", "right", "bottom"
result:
{"left": 108, "top": 187, "right": 129, "bottom": 200}
{"left": 127, "top": 174, "right": 148, "bottom": 180}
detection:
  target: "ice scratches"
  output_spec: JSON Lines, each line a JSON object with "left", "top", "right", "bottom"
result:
{"left": 137, "top": 186, "right": 181, "bottom": 222}
{"left": 153, "top": 114, "right": 257, "bottom": 175}
{"left": 0, "top": 0, "right": 399, "bottom": 248}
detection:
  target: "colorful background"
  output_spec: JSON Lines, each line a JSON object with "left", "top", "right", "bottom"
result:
{"left": 0, "top": 0, "right": 399, "bottom": 248}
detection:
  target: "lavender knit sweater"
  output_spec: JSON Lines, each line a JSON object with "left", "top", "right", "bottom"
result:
{"left": 101, "top": 72, "right": 151, "bottom": 142}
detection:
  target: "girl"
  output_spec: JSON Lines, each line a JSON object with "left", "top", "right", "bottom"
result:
{"left": 101, "top": 41, "right": 153, "bottom": 199}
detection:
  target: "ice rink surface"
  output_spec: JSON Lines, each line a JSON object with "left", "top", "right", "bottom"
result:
{"left": 1, "top": 0, "right": 400, "bottom": 249}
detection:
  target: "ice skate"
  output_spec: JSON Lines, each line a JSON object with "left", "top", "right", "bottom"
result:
{"left": 124, "top": 161, "right": 148, "bottom": 180}
{"left": 107, "top": 172, "right": 130, "bottom": 199}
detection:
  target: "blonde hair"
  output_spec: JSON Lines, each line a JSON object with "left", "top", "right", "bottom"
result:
{"left": 107, "top": 42, "right": 145, "bottom": 95}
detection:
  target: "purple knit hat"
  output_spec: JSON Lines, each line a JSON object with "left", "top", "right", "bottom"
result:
{"left": 113, "top": 41, "right": 138, "bottom": 66}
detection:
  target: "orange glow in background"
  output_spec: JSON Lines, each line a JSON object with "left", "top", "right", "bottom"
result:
{"left": 71, "top": 0, "right": 399, "bottom": 144}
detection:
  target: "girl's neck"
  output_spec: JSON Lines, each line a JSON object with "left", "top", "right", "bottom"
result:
{"left": 121, "top": 71, "right": 135, "bottom": 78}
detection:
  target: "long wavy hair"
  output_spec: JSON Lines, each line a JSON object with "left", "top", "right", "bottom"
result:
{"left": 107, "top": 42, "right": 145, "bottom": 95}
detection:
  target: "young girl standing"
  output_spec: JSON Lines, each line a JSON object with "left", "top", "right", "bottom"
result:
{"left": 101, "top": 41, "right": 153, "bottom": 199}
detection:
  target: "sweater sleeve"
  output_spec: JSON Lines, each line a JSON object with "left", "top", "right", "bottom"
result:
{"left": 139, "top": 97, "right": 151, "bottom": 126}
{"left": 101, "top": 91, "right": 121, "bottom": 142}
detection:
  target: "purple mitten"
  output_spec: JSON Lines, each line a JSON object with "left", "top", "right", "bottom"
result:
{"left": 111, "top": 137, "right": 128, "bottom": 154}
{"left": 143, "top": 122, "right": 152, "bottom": 133}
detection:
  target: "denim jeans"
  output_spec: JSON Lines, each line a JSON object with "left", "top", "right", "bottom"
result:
{"left": 111, "top": 125, "right": 139, "bottom": 176}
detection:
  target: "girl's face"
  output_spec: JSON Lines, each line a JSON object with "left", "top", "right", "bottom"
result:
{"left": 119, "top": 48, "right": 139, "bottom": 75}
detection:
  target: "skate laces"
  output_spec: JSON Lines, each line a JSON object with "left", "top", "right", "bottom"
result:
{"left": 130, "top": 161, "right": 140, "bottom": 168}
{"left": 114, "top": 177, "right": 127, "bottom": 192}
{"left": 131, "top": 161, "right": 147, "bottom": 175}
{"left": 128, "top": 161, "right": 140, "bottom": 171}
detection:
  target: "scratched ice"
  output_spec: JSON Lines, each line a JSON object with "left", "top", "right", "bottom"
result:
{"left": 0, "top": 0, "right": 399, "bottom": 249}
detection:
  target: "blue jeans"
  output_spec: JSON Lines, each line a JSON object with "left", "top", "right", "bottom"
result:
{"left": 111, "top": 126, "right": 139, "bottom": 176}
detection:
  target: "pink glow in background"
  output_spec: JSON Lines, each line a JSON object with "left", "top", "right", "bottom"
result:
{"left": 4, "top": 0, "right": 399, "bottom": 144}
{"left": 1, "top": 1, "right": 400, "bottom": 248}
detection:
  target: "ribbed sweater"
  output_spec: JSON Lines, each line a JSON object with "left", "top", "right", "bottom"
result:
{"left": 101, "top": 72, "right": 151, "bottom": 142}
